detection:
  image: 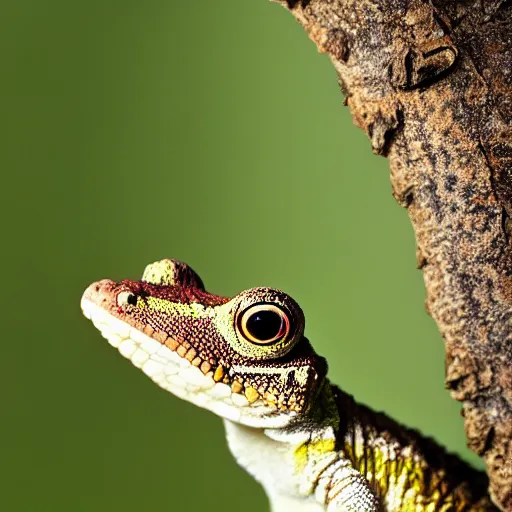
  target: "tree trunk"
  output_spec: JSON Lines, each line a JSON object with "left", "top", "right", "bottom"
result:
{"left": 273, "top": 1, "right": 512, "bottom": 509}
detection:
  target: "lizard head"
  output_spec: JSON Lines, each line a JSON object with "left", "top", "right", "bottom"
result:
{"left": 81, "top": 259, "right": 327, "bottom": 429}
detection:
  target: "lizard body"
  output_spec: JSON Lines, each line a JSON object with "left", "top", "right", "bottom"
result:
{"left": 81, "top": 259, "right": 497, "bottom": 511}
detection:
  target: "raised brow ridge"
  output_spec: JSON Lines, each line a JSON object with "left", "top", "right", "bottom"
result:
{"left": 123, "top": 279, "right": 230, "bottom": 306}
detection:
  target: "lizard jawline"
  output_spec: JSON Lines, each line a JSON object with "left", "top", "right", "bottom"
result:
{"left": 81, "top": 299, "right": 298, "bottom": 429}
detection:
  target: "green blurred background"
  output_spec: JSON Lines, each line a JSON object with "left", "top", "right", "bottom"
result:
{"left": 2, "top": 1, "right": 482, "bottom": 511}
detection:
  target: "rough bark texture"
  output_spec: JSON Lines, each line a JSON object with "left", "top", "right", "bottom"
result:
{"left": 274, "top": 0, "right": 512, "bottom": 510}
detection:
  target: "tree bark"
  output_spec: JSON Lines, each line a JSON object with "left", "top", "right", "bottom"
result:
{"left": 272, "top": 1, "right": 512, "bottom": 510}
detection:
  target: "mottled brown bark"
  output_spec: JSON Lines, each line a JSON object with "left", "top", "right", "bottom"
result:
{"left": 273, "top": 0, "right": 512, "bottom": 510}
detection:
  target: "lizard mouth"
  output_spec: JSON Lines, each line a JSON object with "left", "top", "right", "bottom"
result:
{"left": 81, "top": 297, "right": 298, "bottom": 429}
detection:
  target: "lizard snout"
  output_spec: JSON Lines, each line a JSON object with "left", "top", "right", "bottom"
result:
{"left": 81, "top": 279, "right": 117, "bottom": 312}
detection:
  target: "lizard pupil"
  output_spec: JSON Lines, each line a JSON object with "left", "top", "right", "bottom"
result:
{"left": 127, "top": 293, "right": 137, "bottom": 306}
{"left": 237, "top": 303, "right": 291, "bottom": 346}
{"left": 246, "top": 310, "right": 283, "bottom": 342}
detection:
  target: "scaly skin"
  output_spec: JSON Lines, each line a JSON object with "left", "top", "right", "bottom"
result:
{"left": 81, "top": 259, "right": 497, "bottom": 511}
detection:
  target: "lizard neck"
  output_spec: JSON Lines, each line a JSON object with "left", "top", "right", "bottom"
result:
{"left": 224, "top": 381, "right": 496, "bottom": 512}
{"left": 223, "top": 380, "right": 339, "bottom": 510}
{"left": 223, "top": 420, "right": 326, "bottom": 512}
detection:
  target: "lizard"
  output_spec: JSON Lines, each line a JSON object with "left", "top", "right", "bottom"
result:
{"left": 81, "top": 258, "right": 498, "bottom": 512}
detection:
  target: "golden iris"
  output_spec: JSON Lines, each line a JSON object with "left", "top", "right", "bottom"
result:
{"left": 237, "top": 304, "right": 291, "bottom": 345}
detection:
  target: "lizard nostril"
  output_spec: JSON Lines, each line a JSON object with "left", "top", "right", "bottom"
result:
{"left": 117, "top": 291, "right": 137, "bottom": 307}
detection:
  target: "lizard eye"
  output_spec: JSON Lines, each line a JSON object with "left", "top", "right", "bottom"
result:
{"left": 117, "top": 291, "right": 137, "bottom": 307}
{"left": 237, "top": 304, "right": 291, "bottom": 345}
